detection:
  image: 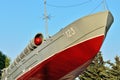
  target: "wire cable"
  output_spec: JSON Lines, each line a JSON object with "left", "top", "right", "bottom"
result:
{"left": 104, "top": 0, "right": 109, "bottom": 10}
{"left": 46, "top": 0, "right": 92, "bottom": 8}
{"left": 89, "top": 0, "right": 103, "bottom": 14}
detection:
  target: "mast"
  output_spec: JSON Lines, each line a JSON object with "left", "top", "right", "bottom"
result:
{"left": 44, "top": 0, "right": 49, "bottom": 38}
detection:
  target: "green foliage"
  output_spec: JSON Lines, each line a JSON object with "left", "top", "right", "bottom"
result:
{"left": 0, "top": 51, "right": 11, "bottom": 79}
{"left": 5, "top": 57, "right": 11, "bottom": 68}
{"left": 0, "top": 51, "right": 6, "bottom": 69}
{"left": 106, "top": 56, "right": 120, "bottom": 79}
{"left": 79, "top": 52, "right": 120, "bottom": 80}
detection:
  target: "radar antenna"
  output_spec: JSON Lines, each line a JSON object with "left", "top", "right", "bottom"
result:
{"left": 44, "top": 0, "right": 49, "bottom": 38}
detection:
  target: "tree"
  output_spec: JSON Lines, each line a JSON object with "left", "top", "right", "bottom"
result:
{"left": 5, "top": 56, "right": 11, "bottom": 68}
{"left": 79, "top": 52, "right": 111, "bottom": 80}
{"left": 0, "top": 51, "right": 6, "bottom": 70}
{"left": 0, "top": 51, "right": 10, "bottom": 79}
{"left": 106, "top": 56, "right": 120, "bottom": 79}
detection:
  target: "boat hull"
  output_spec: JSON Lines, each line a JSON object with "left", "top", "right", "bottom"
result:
{"left": 17, "top": 35, "right": 104, "bottom": 80}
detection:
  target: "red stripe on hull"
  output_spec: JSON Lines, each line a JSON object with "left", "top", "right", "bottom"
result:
{"left": 17, "top": 35, "right": 104, "bottom": 80}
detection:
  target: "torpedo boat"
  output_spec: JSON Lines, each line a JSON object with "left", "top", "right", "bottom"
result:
{"left": 1, "top": 1, "right": 114, "bottom": 80}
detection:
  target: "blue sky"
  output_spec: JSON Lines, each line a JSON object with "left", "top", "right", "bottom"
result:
{"left": 0, "top": 0, "right": 120, "bottom": 62}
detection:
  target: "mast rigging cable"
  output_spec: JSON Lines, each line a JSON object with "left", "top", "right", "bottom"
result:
{"left": 46, "top": 0, "right": 92, "bottom": 8}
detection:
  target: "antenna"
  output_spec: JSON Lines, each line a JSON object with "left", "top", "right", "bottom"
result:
{"left": 44, "top": 0, "right": 49, "bottom": 39}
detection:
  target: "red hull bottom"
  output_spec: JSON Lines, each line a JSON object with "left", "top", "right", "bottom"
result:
{"left": 17, "top": 35, "right": 104, "bottom": 80}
